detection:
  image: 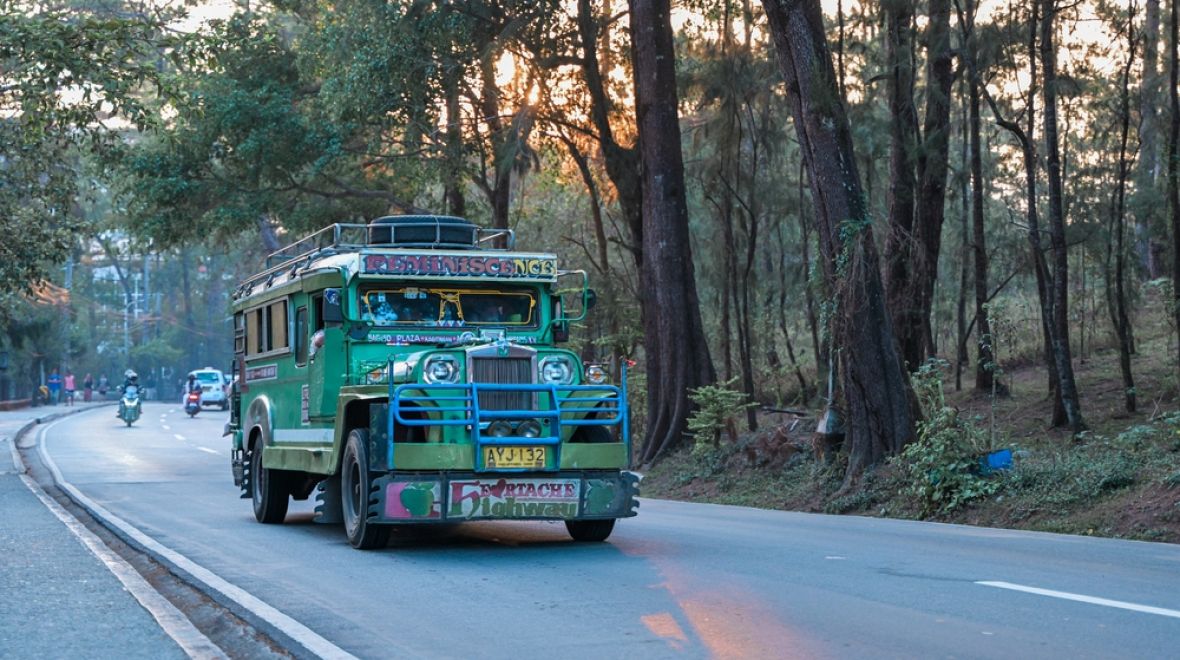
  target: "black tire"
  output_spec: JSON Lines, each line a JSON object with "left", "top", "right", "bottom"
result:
{"left": 221, "top": 402, "right": 228, "bottom": 411}
{"left": 125, "top": 419, "right": 133, "bottom": 427}
{"left": 342, "top": 429, "right": 390, "bottom": 549}
{"left": 251, "top": 439, "right": 289, "bottom": 524}
{"left": 565, "top": 519, "right": 615, "bottom": 542}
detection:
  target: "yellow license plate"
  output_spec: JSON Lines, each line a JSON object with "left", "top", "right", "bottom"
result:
{"left": 484, "top": 446, "right": 547, "bottom": 469}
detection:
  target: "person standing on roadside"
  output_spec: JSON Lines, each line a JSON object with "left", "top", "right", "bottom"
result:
{"left": 98, "top": 374, "right": 109, "bottom": 399}
{"left": 82, "top": 373, "right": 93, "bottom": 402}
{"left": 63, "top": 371, "right": 76, "bottom": 406}
{"left": 47, "top": 369, "right": 62, "bottom": 405}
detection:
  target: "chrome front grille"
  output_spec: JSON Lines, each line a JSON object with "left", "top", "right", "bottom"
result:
{"left": 470, "top": 357, "right": 533, "bottom": 410}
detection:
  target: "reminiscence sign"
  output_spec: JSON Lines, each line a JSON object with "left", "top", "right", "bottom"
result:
{"left": 362, "top": 253, "right": 557, "bottom": 280}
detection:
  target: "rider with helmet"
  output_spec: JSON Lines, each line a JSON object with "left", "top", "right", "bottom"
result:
{"left": 117, "top": 369, "right": 139, "bottom": 418}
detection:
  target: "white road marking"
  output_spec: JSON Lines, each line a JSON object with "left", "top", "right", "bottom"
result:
{"left": 162, "top": 425, "right": 170, "bottom": 431}
{"left": 38, "top": 412, "right": 359, "bottom": 660}
{"left": 824, "top": 556, "right": 846, "bottom": 560}
{"left": 977, "top": 581, "right": 1180, "bottom": 619}
{"left": 174, "top": 434, "right": 186, "bottom": 441}
{"left": 197, "top": 447, "right": 220, "bottom": 456}
{"left": 20, "top": 424, "right": 227, "bottom": 658}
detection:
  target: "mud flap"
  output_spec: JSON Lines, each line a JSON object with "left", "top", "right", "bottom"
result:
{"left": 314, "top": 474, "right": 344, "bottom": 524}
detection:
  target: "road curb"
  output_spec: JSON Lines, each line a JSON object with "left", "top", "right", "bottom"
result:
{"left": 32, "top": 411, "right": 347, "bottom": 660}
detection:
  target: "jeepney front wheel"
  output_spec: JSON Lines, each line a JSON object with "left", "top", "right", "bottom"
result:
{"left": 342, "top": 429, "right": 390, "bottom": 550}
{"left": 251, "top": 439, "right": 289, "bottom": 524}
{"left": 565, "top": 519, "right": 615, "bottom": 542}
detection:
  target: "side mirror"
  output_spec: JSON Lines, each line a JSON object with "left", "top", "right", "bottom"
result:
{"left": 585, "top": 288, "right": 598, "bottom": 311}
{"left": 323, "top": 288, "right": 343, "bottom": 325}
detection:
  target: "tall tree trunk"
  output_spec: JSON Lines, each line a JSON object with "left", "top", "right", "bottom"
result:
{"left": 762, "top": 0, "right": 916, "bottom": 481}
{"left": 443, "top": 67, "right": 467, "bottom": 217}
{"left": 883, "top": 0, "right": 923, "bottom": 371}
{"left": 956, "top": 86, "right": 970, "bottom": 393}
{"left": 1139, "top": 0, "right": 1163, "bottom": 276}
{"left": 1112, "top": 9, "right": 1138, "bottom": 413}
{"left": 962, "top": 0, "right": 996, "bottom": 392}
{"left": 1041, "top": 0, "right": 1086, "bottom": 432}
{"left": 630, "top": 0, "right": 716, "bottom": 465}
{"left": 799, "top": 160, "right": 824, "bottom": 387}
{"left": 913, "top": 0, "right": 954, "bottom": 364}
{"left": 776, "top": 222, "right": 812, "bottom": 398}
{"left": 578, "top": 0, "right": 643, "bottom": 269}
{"left": 978, "top": 0, "right": 1065, "bottom": 419}
{"left": 1169, "top": 0, "right": 1180, "bottom": 376}
{"left": 969, "top": 69, "right": 996, "bottom": 393}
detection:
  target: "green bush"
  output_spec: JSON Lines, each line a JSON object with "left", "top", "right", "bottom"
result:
{"left": 686, "top": 377, "right": 756, "bottom": 452}
{"left": 897, "top": 361, "right": 1002, "bottom": 515}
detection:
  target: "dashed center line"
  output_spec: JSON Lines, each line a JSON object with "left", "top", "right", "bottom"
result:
{"left": 196, "top": 447, "right": 220, "bottom": 455}
{"left": 174, "top": 434, "right": 186, "bottom": 441}
{"left": 977, "top": 581, "right": 1180, "bottom": 619}
{"left": 162, "top": 425, "right": 171, "bottom": 431}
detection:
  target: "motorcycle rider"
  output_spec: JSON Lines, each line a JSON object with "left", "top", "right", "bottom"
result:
{"left": 185, "top": 373, "right": 202, "bottom": 406}
{"left": 117, "top": 369, "right": 139, "bottom": 418}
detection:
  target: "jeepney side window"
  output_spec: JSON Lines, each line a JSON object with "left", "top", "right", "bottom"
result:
{"left": 294, "top": 306, "right": 308, "bottom": 366}
{"left": 311, "top": 293, "right": 325, "bottom": 332}
{"left": 269, "top": 300, "right": 288, "bottom": 350}
{"left": 259, "top": 306, "right": 272, "bottom": 353}
{"left": 246, "top": 309, "right": 262, "bottom": 355}
{"left": 234, "top": 312, "right": 245, "bottom": 354}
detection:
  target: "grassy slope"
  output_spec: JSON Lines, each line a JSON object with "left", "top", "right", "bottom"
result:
{"left": 641, "top": 293, "right": 1180, "bottom": 544}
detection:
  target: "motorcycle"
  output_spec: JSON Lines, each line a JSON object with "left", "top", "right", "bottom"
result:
{"left": 185, "top": 390, "right": 201, "bottom": 417}
{"left": 120, "top": 385, "right": 141, "bottom": 427}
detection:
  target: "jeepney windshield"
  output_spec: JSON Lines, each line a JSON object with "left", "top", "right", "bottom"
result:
{"left": 359, "top": 286, "right": 538, "bottom": 327}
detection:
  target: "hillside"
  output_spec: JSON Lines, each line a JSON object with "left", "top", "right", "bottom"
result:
{"left": 642, "top": 296, "right": 1180, "bottom": 544}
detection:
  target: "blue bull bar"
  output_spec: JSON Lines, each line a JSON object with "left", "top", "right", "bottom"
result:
{"left": 388, "top": 362, "right": 630, "bottom": 471}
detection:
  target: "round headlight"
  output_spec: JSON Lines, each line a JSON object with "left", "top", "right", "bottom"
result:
{"left": 423, "top": 355, "right": 460, "bottom": 384}
{"left": 517, "top": 420, "right": 543, "bottom": 438}
{"left": 487, "top": 421, "right": 514, "bottom": 437}
{"left": 585, "top": 365, "right": 608, "bottom": 384}
{"left": 539, "top": 356, "right": 574, "bottom": 385}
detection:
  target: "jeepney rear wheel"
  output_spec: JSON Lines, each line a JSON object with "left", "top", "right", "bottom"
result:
{"left": 342, "top": 429, "right": 390, "bottom": 550}
{"left": 251, "top": 439, "right": 289, "bottom": 524}
{"left": 565, "top": 519, "right": 615, "bottom": 542}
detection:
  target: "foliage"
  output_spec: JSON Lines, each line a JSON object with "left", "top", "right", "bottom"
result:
{"left": 897, "top": 361, "right": 1002, "bottom": 515}
{"left": 686, "top": 377, "right": 757, "bottom": 452}
{"left": 1006, "top": 447, "right": 1137, "bottom": 516}
{"left": 0, "top": 4, "right": 185, "bottom": 293}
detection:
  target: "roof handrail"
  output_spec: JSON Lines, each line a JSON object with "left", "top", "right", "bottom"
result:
{"left": 241, "top": 220, "right": 519, "bottom": 295}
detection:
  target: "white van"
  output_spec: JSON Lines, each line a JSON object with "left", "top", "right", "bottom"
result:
{"left": 187, "top": 367, "right": 228, "bottom": 410}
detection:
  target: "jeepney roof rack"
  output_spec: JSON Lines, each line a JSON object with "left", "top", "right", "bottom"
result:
{"left": 235, "top": 218, "right": 516, "bottom": 298}
{"left": 262, "top": 217, "right": 515, "bottom": 270}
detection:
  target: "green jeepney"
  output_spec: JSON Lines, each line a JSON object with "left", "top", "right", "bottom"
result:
{"left": 226, "top": 216, "right": 638, "bottom": 549}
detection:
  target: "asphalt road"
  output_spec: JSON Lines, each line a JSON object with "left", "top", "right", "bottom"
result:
{"left": 37, "top": 407, "right": 1180, "bottom": 659}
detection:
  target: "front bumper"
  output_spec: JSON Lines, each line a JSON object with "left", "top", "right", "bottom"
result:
{"left": 368, "top": 470, "right": 640, "bottom": 524}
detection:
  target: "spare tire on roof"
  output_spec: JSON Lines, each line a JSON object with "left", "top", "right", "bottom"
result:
{"left": 368, "top": 215, "right": 478, "bottom": 248}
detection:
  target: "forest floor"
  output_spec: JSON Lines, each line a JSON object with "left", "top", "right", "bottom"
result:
{"left": 641, "top": 292, "right": 1180, "bottom": 544}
